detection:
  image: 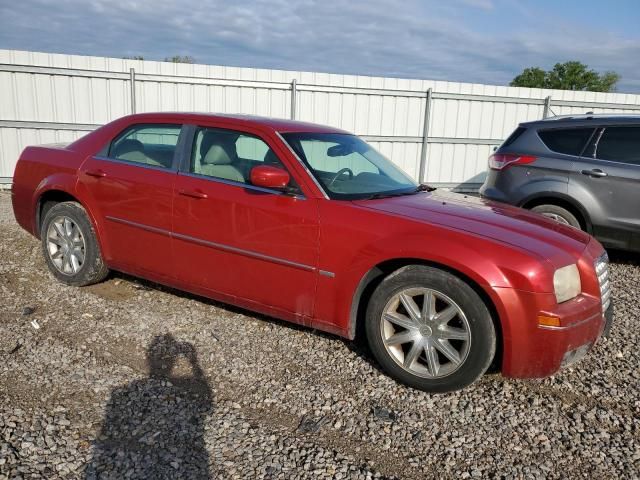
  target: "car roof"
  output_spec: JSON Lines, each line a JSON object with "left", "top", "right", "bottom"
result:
{"left": 120, "top": 112, "right": 351, "bottom": 134}
{"left": 521, "top": 113, "right": 640, "bottom": 129}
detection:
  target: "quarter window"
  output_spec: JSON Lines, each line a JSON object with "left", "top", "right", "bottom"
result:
{"left": 108, "top": 124, "right": 182, "bottom": 168}
{"left": 538, "top": 128, "right": 594, "bottom": 156}
{"left": 595, "top": 126, "right": 640, "bottom": 165}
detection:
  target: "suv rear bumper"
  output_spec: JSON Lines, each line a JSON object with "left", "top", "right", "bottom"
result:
{"left": 479, "top": 185, "right": 509, "bottom": 203}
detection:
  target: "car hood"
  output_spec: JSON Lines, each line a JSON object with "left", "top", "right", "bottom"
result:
{"left": 353, "top": 190, "right": 591, "bottom": 263}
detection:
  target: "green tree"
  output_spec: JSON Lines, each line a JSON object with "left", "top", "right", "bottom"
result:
{"left": 123, "top": 55, "right": 145, "bottom": 60}
{"left": 510, "top": 61, "right": 620, "bottom": 92}
{"left": 164, "top": 55, "right": 195, "bottom": 64}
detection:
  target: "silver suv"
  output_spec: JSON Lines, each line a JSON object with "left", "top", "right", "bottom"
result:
{"left": 480, "top": 114, "right": 640, "bottom": 252}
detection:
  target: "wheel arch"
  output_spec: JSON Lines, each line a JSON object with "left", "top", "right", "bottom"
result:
{"left": 36, "top": 189, "right": 80, "bottom": 237}
{"left": 349, "top": 258, "right": 504, "bottom": 371}
{"left": 34, "top": 186, "right": 110, "bottom": 262}
{"left": 519, "top": 192, "right": 592, "bottom": 233}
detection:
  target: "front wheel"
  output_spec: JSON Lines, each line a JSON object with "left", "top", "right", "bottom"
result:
{"left": 365, "top": 265, "right": 496, "bottom": 393}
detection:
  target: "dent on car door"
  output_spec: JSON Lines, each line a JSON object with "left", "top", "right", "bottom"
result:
{"left": 171, "top": 125, "right": 320, "bottom": 320}
{"left": 77, "top": 123, "right": 184, "bottom": 279}
{"left": 571, "top": 125, "right": 640, "bottom": 248}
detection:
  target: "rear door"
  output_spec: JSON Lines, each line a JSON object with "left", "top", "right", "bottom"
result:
{"left": 571, "top": 125, "right": 640, "bottom": 248}
{"left": 77, "top": 123, "right": 184, "bottom": 280}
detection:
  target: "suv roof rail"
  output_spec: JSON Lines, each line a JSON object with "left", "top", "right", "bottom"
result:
{"left": 538, "top": 112, "right": 640, "bottom": 122}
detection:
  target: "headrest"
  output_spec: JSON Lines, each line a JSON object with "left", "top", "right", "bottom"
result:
{"left": 199, "top": 131, "right": 238, "bottom": 160}
{"left": 203, "top": 144, "right": 232, "bottom": 165}
{"left": 112, "top": 138, "right": 144, "bottom": 157}
{"left": 263, "top": 150, "right": 281, "bottom": 165}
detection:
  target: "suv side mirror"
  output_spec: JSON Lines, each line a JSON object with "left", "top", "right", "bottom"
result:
{"left": 250, "top": 165, "right": 290, "bottom": 190}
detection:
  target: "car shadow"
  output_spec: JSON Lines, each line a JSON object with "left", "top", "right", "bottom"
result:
{"left": 85, "top": 334, "right": 213, "bottom": 479}
{"left": 107, "top": 271, "right": 385, "bottom": 376}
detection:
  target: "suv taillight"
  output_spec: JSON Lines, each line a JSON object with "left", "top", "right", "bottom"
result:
{"left": 489, "top": 153, "right": 537, "bottom": 170}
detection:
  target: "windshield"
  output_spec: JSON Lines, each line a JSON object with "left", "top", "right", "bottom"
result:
{"left": 282, "top": 133, "right": 418, "bottom": 199}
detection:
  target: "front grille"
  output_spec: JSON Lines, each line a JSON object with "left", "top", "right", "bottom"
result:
{"left": 594, "top": 252, "right": 611, "bottom": 313}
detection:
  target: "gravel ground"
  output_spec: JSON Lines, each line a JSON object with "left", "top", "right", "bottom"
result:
{"left": 0, "top": 191, "right": 639, "bottom": 479}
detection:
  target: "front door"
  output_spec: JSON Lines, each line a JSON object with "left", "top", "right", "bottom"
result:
{"left": 571, "top": 125, "right": 640, "bottom": 249}
{"left": 77, "top": 123, "right": 183, "bottom": 280}
{"left": 172, "top": 125, "right": 320, "bottom": 320}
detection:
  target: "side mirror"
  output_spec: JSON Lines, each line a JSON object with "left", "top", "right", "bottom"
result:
{"left": 250, "top": 165, "right": 290, "bottom": 190}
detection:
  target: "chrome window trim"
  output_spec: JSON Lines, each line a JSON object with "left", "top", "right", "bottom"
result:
{"left": 275, "top": 131, "right": 330, "bottom": 200}
{"left": 92, "top": 155, "right": 178, "bottom": 173}
{"left": 105, "top": 215, "right": 315, "bottom": 272}
{"left": 177, "top": 171, "right": 306, "bottom": 200}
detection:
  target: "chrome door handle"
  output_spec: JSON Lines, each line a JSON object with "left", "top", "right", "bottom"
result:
{"left": 85, "top": 169, "right": 106, "bottom": 178}
{"left": 178, "top": 189, "right": 208, "bottom": 199}
{"left": 581, "top": 169, "right": 608, "bottom": 178}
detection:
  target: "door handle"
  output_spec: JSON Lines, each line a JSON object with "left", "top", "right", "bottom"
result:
{"left": 178, "top": 189, "right": 208, "bottom": 199}
{"left": 85, "top": 169, "right": 106, "bottom": 178}
{"left": 581, "top": 169, "right": 608, "bottom": 178}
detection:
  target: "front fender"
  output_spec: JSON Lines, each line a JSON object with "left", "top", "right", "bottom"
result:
{"left": 327, "top": 228, "right": 550, "bottom": 340}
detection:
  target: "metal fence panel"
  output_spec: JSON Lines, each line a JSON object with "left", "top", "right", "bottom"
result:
{"left": 1, "top": 49, "right": 639, "bottom": 189}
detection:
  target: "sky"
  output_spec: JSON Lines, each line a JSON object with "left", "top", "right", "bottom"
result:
{"left": 1, "top": 0, "right": 639, "bottom": 92}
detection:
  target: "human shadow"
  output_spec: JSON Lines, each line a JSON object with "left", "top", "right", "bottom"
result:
{"left": 85, "top": 334, "right": 212, "bottom": 479}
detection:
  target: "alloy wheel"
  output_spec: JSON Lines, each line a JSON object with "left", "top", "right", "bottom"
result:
{"left": 46, "top": 215, "right": 86, "bottom": 275}
{"left": 380, "top": 287, "right": 471, "bottom": 378}
{"left": 540, "top": 212, "right": 570, "bottom": 225}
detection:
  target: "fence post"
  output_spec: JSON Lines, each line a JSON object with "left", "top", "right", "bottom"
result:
{"left": 290, "top": 79, "right": 297, "bottom": 120}
{"left": 543, "top": 95, "right": 552, "bottom": 118}
{"left": 129, "top": 68, "right": 136, "bottom": 114}
{"left": 418, "top": 88, "right": 432, "bottom": 183}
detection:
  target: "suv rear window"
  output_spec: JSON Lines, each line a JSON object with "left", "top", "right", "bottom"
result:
{"left": 501, "top": 127, "right": 526, "bottom": 148}
{"left": 538, "top": 128, "right": 594, "bottom": 156}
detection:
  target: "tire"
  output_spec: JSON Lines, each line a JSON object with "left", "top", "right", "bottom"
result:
{"left": 531, "top": 204, "right": 581, "bottom": 229}
{"left": 365, "top": 265, "right": 496, "bottom": 393}
{"left": 41, "top": 201, "right": 109, "bottom": 286}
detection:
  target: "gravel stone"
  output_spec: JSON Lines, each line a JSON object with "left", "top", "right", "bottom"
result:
{"left": 0, "top": 191, "right": 638, "bottom": 479}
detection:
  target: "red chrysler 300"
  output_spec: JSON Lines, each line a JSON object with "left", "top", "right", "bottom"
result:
{"left": 11, "top": 113, "right": 613, "bottom": 392}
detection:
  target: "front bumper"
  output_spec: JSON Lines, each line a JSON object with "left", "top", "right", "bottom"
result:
{"left": 493, "top": 287, "right": 612, "bottom": 379}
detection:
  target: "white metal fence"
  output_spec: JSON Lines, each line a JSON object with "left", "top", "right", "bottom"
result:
{"left": 2, "top": 49, "right": 640, "bottom": 189}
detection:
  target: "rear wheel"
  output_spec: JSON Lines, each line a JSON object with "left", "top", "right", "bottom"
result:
{"left": 41, "top": 202, "right": 109, "bottom": 286}
{"left": 531, "top": 204, "right": 581, "bottom": 229}
{"left": 365, "top": 265, "right": 495, "bottom": 393}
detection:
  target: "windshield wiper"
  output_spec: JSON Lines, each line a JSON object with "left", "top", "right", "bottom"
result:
{"left": 363, "top": 184, "right": 436, "bottom": 200}
{"left": 414, "top": 183, "right": 437, "bottom": 192}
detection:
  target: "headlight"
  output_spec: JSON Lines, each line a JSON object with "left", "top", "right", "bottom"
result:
{"left": 553, "top": 264, "right": 581, "bottom": 303}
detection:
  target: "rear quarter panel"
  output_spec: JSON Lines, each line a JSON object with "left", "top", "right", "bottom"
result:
{"left": 12, "top": 145, "right": 86, "bottom": 235}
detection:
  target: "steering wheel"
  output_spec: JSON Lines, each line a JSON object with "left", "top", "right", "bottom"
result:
{"left": 328, "top": 167, "right": 354, "bottom": 187}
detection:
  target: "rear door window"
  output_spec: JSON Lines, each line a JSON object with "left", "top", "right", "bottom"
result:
{"left": 538, "top": 128, "right": 595, "bottom": 156}
{"left": 108, "top": 124, "right": 182, "bottom": 169}
{"left": 595, "top": 126, "right": 640, "bottom": 165}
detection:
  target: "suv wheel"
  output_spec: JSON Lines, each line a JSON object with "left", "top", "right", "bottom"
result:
{"left": 365, "top": 265, "right": 496, "bottom": 393}
{"left": 41, "top": 202, "right": 109, "bottom": 286}
{"left": 531, "top": 204, "right": 581, "bottom": 229}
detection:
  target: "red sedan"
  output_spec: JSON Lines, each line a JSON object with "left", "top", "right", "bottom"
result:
{"left": 11, "top": 113, "right": 613, "bottom": 392}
